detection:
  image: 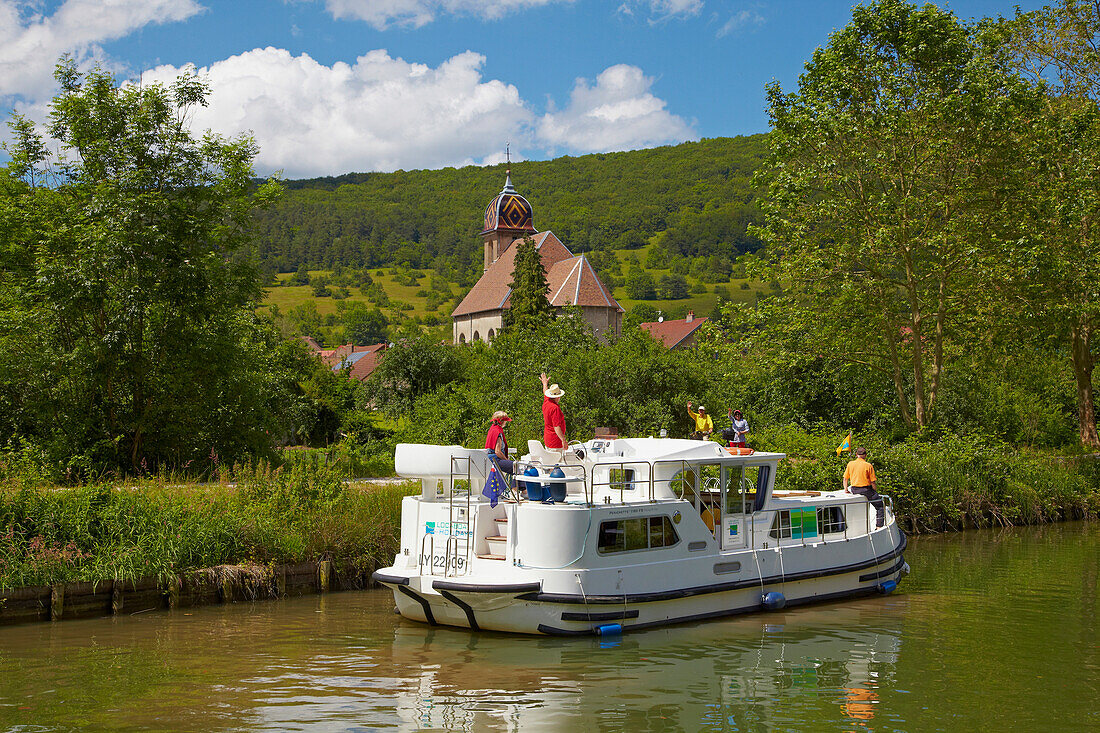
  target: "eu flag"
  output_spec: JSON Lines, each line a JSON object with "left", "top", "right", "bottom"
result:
{"left": 482, "top": 466, "right": 507, "bottom": 508}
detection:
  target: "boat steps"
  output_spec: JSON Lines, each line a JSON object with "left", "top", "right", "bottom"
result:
{"left": 476, "top": 553, "right": 506, "bottom": 561}
{"left": 486, "top": 535, "right": 507, "bottom": 556}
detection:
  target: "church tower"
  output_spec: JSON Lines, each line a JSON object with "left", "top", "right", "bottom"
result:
{"left": 480, "top": 171, "right": 536, "bottom": 272}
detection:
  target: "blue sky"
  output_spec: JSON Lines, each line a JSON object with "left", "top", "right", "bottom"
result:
{"left": 1, "top": 0, "right": 1045, "bottom": 178}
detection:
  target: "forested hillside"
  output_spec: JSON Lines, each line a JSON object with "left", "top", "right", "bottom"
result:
{"left": 252, "top": 135, "right": 769, "bottom": 286}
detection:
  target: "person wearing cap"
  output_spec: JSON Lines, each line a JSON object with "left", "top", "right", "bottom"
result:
{"left": 843, "top": 447, "right": 885, "bottom": 528}
{"left": 726, "top": 408, "right": 750, "bottom": 448}
{"left": 539, "top": 372, "right": 568, "bottom": 449}
{"left": 687, "top": 401, "right": 713, "bottom": 440}
{"left": 485, "top": 411, "right": 515, "bottom": 478}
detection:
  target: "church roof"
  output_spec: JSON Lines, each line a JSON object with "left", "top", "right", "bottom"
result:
{"left": 452, "top": 232, "right": 572, "bottom": 316}
{"left": 547, "top": 256, "right": 624, "bottom": 312}
{"left": 452, "top": 233, "right": 624, "bottom": 317}
{"left": 482, "top": 172, "right": 535, "bottom": 235}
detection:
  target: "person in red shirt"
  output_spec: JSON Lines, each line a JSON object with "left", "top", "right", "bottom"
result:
{"left": 485, "top": 411, "right": 515, "bottom": 475}
{"left": 539, "top": 372, "right": 567, "bottom": 449}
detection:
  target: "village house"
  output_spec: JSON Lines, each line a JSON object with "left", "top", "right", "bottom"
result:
{"left": 639, "top": 311, "right": 708, "bottom": 349}
{"left": 301, "top": 337, "right": 388, "bottom": 381}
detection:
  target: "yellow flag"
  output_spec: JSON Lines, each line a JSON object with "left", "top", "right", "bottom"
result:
{"left": 836, "top": 432, "right": 852, "bottom": 456}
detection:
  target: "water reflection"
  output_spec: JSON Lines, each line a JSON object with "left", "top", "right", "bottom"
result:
{"left": 0, "top": 521, "right": 1096, "bottom": 732}
{"left": 384, "top": 600, "right": 904, "bottom": 731}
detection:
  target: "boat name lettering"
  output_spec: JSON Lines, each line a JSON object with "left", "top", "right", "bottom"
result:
{"left": 606, "top": 507, "right": 647, "bottom": 516}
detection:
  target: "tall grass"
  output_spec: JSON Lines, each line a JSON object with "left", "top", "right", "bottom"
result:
{"left": 0, "top": 462, "right": 417, "bottom": 590}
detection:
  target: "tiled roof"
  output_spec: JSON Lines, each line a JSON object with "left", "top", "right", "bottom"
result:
{"left": 329, "top": 343, "right": 387, "bottom": 381}
{"left": 451, "top": 231, "right": 573, "bottom": 317}
{"left": 546, "top": 255, "right": 624, "bottom": 312}
{"left": 640, "top": 316, "right": 708, "bottom": 348}
{"left": 346, "top": 344, "right": 387, "bottom": 381}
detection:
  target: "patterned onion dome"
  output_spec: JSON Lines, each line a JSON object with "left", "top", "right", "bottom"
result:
{"left": 482, "top": 171, "right": 535, "bottom": 235}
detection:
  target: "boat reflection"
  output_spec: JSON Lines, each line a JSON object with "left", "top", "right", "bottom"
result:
{"left": 387, "top": 599, "right": 904, "bottom": 731}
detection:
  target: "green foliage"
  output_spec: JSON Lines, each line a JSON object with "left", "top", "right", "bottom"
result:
{"left": 755, "top": 0, "right": 1037, "bottom": 431}
{"left": 0, "top": 466, "right": 417, "bottom": 589}
{"left": 759, "top": 428, "right": 1100, "bottom": 530}
{"left": 623, "top": 303, "right": 659, "bottom": 330}
{"left": 251, "top": 136, "right": 768, "bottom": 282}
{"left": 504, "top": 236, "right": 553, "bottom": 331}
{"left": 339, "top": 301, "right": 389, "bottom": 344}
{"left": 0, "top": 59, "right": 302, "bottom": 477}
{"left": 625, "top": 269, "right": 657, "bottom": 299}
{"left": 366, "top": 335, "right": 466, "bottom": 415}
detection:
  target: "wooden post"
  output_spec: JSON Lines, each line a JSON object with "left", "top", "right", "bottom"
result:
{"left": 319, "top": 560, "right": 331, "bottom": 593}
{"left": 167, "top": 576, "right": 181, "bottom": 609}
{"left": 50, "top": 584, "right": 64, "bottom": 621}
{"left": 111, "top": 582, "right": 124, "bottom": 614}
{"left": 275, "top": 567, "right": 286, "bottom": 597}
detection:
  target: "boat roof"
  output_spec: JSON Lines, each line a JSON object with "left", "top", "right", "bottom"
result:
{"left": 591, "top": 437, "right": 784, "bottom": 463}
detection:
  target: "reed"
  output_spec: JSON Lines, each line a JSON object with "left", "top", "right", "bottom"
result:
{"left": 0, "top": 462, "right": 418, "bottom": 590}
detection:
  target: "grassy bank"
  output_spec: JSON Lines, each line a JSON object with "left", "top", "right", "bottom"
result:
{"left": 2, "top": 433, "right": 1097, "bottom": 593}
{"left": 757, "top": 427, "right": 1100, "bottom": 532}
{"left": 0, "top": 463, "right": 417, "bottom": 591}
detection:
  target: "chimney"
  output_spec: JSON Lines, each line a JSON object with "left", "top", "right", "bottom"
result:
{"left": 686, "top": 311, "right": 694, "bottom": 323}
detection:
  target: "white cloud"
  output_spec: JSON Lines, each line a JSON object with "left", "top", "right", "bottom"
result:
{"left": 618, "top": 0, "right": 703, "bottom": 22}
{"left": 537, "top": 64, "right": 695, "bottom": 154}
{"left": 0, "top": 0, "right": 203, "bottom": 100}
{"left": 142, "top": 47, "right": 534, "bottom": 177}
{"left": 717, "top": 8, "right": 764, "bottom": 37}
{"left": 323, "top": 0, "right": 572, "bottom": 29}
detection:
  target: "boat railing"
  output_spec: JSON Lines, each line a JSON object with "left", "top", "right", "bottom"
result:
{"left": 446, "top": 455, "right": 473, "bottom": 575}
{"left": 585, "top": 458, "right": 695, "bottom": 504}
{"left": 588, "top": 460, "right": 657, "bottom": 504}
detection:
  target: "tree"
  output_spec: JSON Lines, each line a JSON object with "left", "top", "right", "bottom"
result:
{"left": 995, "top": 1, "right": 1100, "bottom": 447}
{"left": 624, "top": 303, "right": 660, "bottom": 330}
{"left": 0, "top": 59, "right": 290, "bottom": 474}
{"left": 504, "top": 236, "right": 553, "bottom": 331}
{"left": 659, "top": 273, "right": 690, "bottom": 299}
{"left": 290, "top": 264, "right": 311, "bottom": 286}
{"left": 366, "top": 335, "right": 464, "bottom": 415}
{"left": 341, "top": 302, "right": 389, "bottom": 344}
{"left": 755, "top": 0, "right": 1031, "bottom": 430}
{"left": 625, "top": 269, "right": 657, "bottom": 300}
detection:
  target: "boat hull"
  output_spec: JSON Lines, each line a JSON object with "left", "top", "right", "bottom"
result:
{"left": 375, "top": 533, "right": 908, "bottom": 636}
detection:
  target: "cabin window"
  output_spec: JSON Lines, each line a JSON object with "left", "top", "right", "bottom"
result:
{"left": 768, "top": 507, "right": 820, "bottom": 540}
{"left": 597, "top": 516, "right": 680, "bottom": 554}
{"left": 818, "top": 505, "right": 847, "bottom": 534}
{"left": 609, "top": 468, "right": 636, "bottom": 492}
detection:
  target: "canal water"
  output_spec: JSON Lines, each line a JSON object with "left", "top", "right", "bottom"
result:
{"left": 0, "top": 522, "right": 1095, "bottom": 732}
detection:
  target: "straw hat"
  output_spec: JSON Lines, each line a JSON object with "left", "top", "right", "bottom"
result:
{"left": 544, "top": 383, "right": 565, "bottom": 399}
{"left": 491, "top": 411, "right": 512, "bottom": 423}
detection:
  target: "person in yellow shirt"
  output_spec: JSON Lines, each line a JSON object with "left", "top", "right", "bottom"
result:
{"left": 843, "top": 447, "right": 885, "bottom": 528}
{"left": 686, "top": 401, "right": 714, "bottom": 440}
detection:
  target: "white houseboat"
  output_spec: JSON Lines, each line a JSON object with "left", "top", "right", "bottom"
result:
{"left": 372, "top": 438, "right": 908, "bottom": 635}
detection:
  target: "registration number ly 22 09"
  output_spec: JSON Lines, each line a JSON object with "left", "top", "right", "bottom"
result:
{"left": 420, "top": 553, "right": 466, "bottom": 570}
